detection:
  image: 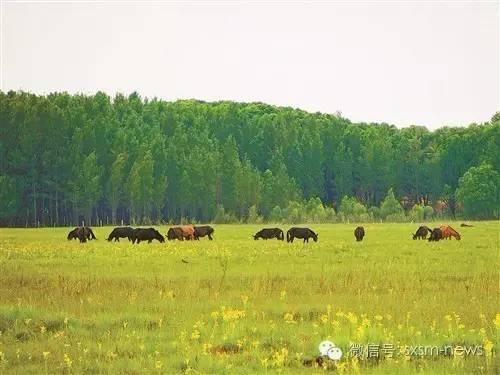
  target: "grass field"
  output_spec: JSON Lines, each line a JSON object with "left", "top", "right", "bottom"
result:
{"left": 0, "top": 222, "right": 498, "bottom": 374}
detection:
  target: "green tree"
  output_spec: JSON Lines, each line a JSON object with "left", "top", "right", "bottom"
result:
{"left": 219, "top": 136, "right": 240, "bottom": 213}
{"left": 235, "top": 159, "right": 262, "bottom": 218}
{"left": 269, "top": 205, "right": 283, "bottom": 223}
{"left": 380, "top": 188, "right": 404, "bottom": 220}
{"left": 0, "top": 175, "right": 19, "bottom": 222}
{"left": 409, "top": 204, "right": 424, "bottom": 222}
{"left": 338, "top": 196, "right": 367, "bottom": 221}
{"left": 0, "top": 90, "right": 498, "bottom": 226}
{"left": 77, "top": 152, "right": 102, "bottom": 225}
{"left": 456, "top": 163, "right": 500, "bottom": 218}
{"left": 247, "top": 205, "right": 262, "bottom": 223}
{"left": 107, "top": 153, "right": 127, "bottom": 224}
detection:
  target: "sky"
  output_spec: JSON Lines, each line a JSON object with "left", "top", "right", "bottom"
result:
{"left": 1, "top": 1, "right": 498, "bottom": 129}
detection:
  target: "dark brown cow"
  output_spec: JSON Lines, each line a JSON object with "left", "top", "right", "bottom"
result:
{"left": 428, "top": 228, "right": 443, "bottom": 242}
{"left": 107, "top": 227, "right": 134, "bottom": 242}
{"left": 286, "top": 227, "right": 318, "bottom": 243}
{"left": 131, "top": 228, "right": 164, "bottom": 244}
{"left": 253, "top": 228, "right": 284, "bottom": 240}
{"left": 354, "top": 226, "right": 365, "bottom": 241}
{"left": 67, "top": 227, "right": 96, "bottom": 243}
{"left": 194, "top": 225, "right": 215, "bottom": 240}
{"left": 413, "top": 226, "right": 432, "bottom": 240}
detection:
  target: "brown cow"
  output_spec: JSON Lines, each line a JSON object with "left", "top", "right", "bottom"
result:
{"left": 439, "top": 225, "right": 461, "bottom": 240}
{"left": 167, "top": 225, "right": 195, "bottom": 241}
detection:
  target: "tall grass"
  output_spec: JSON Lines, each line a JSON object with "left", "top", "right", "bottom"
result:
{"left": 0, "top": 222, "right": 498, "bottom": 373}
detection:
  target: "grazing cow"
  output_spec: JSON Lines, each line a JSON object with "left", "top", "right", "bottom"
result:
{"left": 83, "top": 227, "right": 97, "bottom": 241}
{"left": 440, "top": 225, "right": 461, "bottom": 240}
{"left": 253, "top": 228, "right": 284, "bottom": 241}
{"left": 166, "top": 225, "right": 195, "bottom": 241}
{"left": 67, "top": 228, "right": 79, "bottom": 241}
{"left": 107, "top": 227, "right": 134, "bottom": 242}
{"left": 67, "top": 227, "right": 96, "bottom": 243}
{"left": 460, "top": 223, "right": 473, "bottom": 227}
{"left": 354, "top": 226, "right": 365, "bottom": 241}
{"left": 286, "top": 227, "right": 318, "bottom": 243}
{"left": 131, "top": 228, "right": 165, "bottom": 244}
{"left": 413, "top": 225, "right": 432, "bottom": 240}
{"left": 167, "top": 227, "right": 183, "bottom": 241}
{"left": 194, "top": 225, "right": 215, "bottom": 240}
{"left": 428, "top": 228, "right": 443, "bottom": 242}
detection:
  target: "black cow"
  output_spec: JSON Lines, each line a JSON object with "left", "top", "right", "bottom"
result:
{"left": 428, "top": 228, "right": 443, "bottom": 242}
{"left": 67, "top": 227, "right": 96, "bottom": 243}
{"left": 67, "top": 228, "right": 79, "bottom": 241}
{"left": 132, "top": 228, "right": 165, "bottom": 244}
{"left": 107, "top": 227, "right": 134, "bottom": 242}
{"left": 413, "top": 225, "right": 432, "bottom": 240}
{"left": 254, "top": 228, "right": 284, "bottom": 241}
{"left": 194, "top": 225, "right": 215, "bottom": 240}
{"left": 354, "top": 226, "right": 365, "bottom": 241}
{"left": 286, "top": 227, "right": 318, "bottom": 243}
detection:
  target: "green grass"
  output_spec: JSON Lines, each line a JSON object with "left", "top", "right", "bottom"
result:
{"left": 0, "top": 222, "right": 498, "bottom": 374}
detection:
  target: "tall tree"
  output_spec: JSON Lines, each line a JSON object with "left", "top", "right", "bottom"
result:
{"left": 456, "top": 163, "right": 500, "bottom": 219}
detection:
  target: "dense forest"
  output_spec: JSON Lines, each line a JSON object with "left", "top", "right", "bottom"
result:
{"left": 0, "top": 90, "right": 498, "bottom": 226}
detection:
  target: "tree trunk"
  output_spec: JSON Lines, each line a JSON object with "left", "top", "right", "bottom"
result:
{"left": 55, "top": 189, "right": 59, "bottom": 226}
{"left": 33, "top": 181, "right": 37, "bottom": 227}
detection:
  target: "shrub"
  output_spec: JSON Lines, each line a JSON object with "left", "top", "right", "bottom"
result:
{"left": 284, "top": 201, "right": 305, "bottom": 223}
{"left": 409, "top": 205, "right": 424, "bottom": 222}
{"left": 269, "top": 206, "right": 283, "bottom": 223}
{"left": 380, "top": 188, "right": 404, "bottom": 219}
{"left": 423, "top": 205, "right": 434, "bottom": 220}
{"left": 247, "top": 205, "right": 263, "bottom": 224}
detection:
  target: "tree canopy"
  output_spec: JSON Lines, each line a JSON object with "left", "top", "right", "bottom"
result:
{"left": 0, "top": 90, "right": 498, "bottom": 225}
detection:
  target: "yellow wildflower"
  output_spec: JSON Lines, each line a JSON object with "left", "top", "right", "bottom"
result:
{"left": 280, "top": 290, "right": 287, "bottom": 300}
{"left": 320, "top": 314, "right": 329, "bottom": 324}
{"left": 494, "top": 313, "right": 500, "bottom": 329}
{"left": 484, "top": 339, "right": 493, "bottom": 356}
{"left": 63, "top": 353, "right": 72, "bottom": 368}
{"left": 284, "top": 312, "right": 296, "bottom": 324}
{"left": 191, "top": 329, "right": 200, "bottom": 340}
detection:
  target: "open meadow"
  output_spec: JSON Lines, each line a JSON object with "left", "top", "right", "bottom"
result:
{"left": 0, "top": 222, "right": 498, "bottom": 374}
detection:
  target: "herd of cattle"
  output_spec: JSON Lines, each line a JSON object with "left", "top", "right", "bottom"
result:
{"left": 67, "top": 224, "right": 463, "bottom": 244}
{"left": 413, "top": 225, "right": 462, "bottom": 241}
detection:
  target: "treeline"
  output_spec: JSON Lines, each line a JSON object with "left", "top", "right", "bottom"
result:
{"left": 0, "top": 90, "right": 498, "bottom": 226}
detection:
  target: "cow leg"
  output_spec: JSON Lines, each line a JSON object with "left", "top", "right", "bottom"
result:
{"left": 148, "top": 239, "right": 152, "bottom": 243}
{"left": 208, "top": 235, "right": 213, "bottom": 240}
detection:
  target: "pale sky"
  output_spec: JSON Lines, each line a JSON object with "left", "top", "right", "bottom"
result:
{"left": 1, "top": 1, "right": 498, "bottom": 128}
